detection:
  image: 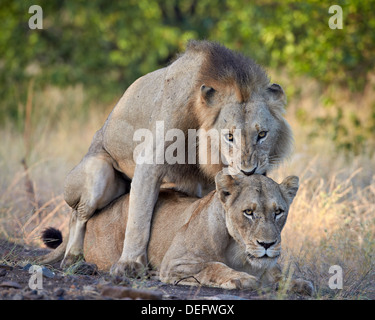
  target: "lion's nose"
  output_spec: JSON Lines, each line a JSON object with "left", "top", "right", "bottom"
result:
{"left": 257, "top": 240, "right": 276, "bottom": 249}
{"left": 241, "top": 167, "right": 257, "bottom": 176}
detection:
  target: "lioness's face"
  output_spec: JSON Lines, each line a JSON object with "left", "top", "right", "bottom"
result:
{"left": 215, "top": 172, "right": 299, "bottom": 268}
{"left": 200, "top": 84, "right": 293, "bottom": 176}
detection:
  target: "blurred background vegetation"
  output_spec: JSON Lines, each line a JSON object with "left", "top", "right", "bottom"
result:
{"left": 1, "top": 0, "right": 375, "bottom": 153}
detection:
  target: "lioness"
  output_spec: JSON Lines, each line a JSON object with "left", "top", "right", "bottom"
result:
{"left": 61, "top": 40, "right": 293, "bottom": 277}
{"left": 44, "top": 172, "right": 312, "bottom": 294}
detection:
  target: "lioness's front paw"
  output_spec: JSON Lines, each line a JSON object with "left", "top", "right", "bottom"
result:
{"left": 110, "top": 260, "right": 147, "bottom": 278}
{"left": 290, "top": 278, "right": 315, "bottom": 296}
{"left": 222, "top": 274, "right": 259, "bottom": 290}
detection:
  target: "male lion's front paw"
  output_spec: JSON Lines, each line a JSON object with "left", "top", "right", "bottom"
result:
{"left": 110, "top": 260, "right": 147, "bottom": 278}
{"left": 60, "top": 253, "right": 84, "bottom": 269}
{"left": 222, "top": 274, "right": 260, "bottom": 290}
{"left": 290, "top": 278, "right": 315, "bottom": 296}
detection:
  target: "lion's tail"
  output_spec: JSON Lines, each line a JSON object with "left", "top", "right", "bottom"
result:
{"left": 37, "top": 227, "right": 66, "bottom": 265}
{"left": 42, "top": 227, "right": 63, "bottom": 249}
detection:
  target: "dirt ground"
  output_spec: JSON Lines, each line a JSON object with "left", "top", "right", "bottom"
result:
{"left": 0, "top": 239, "right": 274, "bottom": 300}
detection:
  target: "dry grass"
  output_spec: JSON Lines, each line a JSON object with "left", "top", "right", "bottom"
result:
{"left": 0, "top": 84, "right": 112, "bottom": 245}
{"left": 271, "top": 151, "right": 375, "bottom": 299}
{"left": 268, "top": 73, "right": 375, "bottom": 299}
{"left": 0, "top": 79, "right": 374, "bottom": 299}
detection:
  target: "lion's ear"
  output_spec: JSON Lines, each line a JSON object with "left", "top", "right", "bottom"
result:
{"left": 215, "top": 170, "right": 235, "bottom": 204}
{"left": 280, "top": 176, "right": 299, "bottom": 205}
{"left": 201, "top": 84, "right": 216, "bottom": 105}
{"left": 267, "top": 83, "right": 286, "bottom": 106}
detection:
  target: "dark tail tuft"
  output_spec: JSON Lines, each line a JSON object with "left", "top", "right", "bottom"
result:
{"left": 41, "top": 227, "right": 63, "bottom": 249}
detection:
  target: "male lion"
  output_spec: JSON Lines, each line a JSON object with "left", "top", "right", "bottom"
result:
{"left": 42, "top": 172, "right": 313, "bottom": 295}
{"left": 60, "top": 40, "right": 293, "bottom": 277}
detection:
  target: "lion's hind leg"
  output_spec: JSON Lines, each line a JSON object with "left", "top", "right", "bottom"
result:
{"left": 61, "top": 155, "right": 129, "bottom": 268}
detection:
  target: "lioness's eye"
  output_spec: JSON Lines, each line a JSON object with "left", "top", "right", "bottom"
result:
{"left": 225, "top": 133, "right": 234, "bottom": 142}
{"left": 243, "top": 209, "right": 253, "bottom": 217}
{"left": 258, "top": 131, "right": 267, "bottom": 139}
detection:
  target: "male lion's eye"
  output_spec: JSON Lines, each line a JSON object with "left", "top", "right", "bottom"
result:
{"left": 258, "top": 131, "right": 267, "bottom": 139}
{"left": 243, "top": 209, "right": 254, "bottom": 217}
{"left": 225, "top": 133, "right": 234, "bottom": 142}
{"left": 275, "top": 209, "right": 284, "bottom": 218}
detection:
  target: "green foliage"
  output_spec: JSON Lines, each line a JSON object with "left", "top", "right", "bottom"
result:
{"left": 215, "top": 0, "right": 375, "bottom": 89}
{"left": 1, "top": 0, "right": 374, "bottom": 152}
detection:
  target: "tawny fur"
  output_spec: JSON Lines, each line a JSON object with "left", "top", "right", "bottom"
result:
{"left": 59, "top": 40, "right": 294, "bottom": 276}
{"left": 80, "top": 173, "right": 311, "bottom": 294}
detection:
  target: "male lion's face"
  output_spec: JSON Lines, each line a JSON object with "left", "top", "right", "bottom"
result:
{"left": 215, "top": 172, "right": 299, "bottom": 269}
{"left": 199, "top": 84, "right": 293, "bottom": 177}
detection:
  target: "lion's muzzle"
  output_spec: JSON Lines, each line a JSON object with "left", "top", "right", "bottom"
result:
{"left": 247, "top": 240, "right": 281, "bottom": 260}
